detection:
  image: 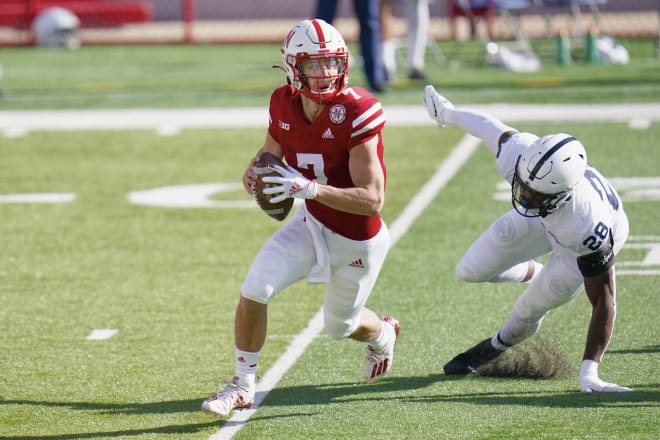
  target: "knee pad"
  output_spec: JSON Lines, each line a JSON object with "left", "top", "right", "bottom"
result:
{"left": 454, "top": 214, "right": 518, "bottom": 283}
{"left": 548, "top": 276, "right": 577, "bottom": 302}
{"left": 454, "top": 258, "right": 478, "bottom": 283}
{"left": 492, "top": 214, "right": 516, "bottom": 242}
{"left": 240, "top": 279, "right": 274, "bottom": 305}
{"left": 455, "top": 259, "right": 482, "bottom": 283}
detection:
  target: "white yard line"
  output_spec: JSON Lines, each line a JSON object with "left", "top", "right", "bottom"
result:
{"left": 1, "top": 103, "right": 660, "bottom": 135}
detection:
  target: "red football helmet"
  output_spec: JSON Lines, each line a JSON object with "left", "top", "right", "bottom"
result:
{"left": 281, "top": 19, "right": 349, "bottom": 103}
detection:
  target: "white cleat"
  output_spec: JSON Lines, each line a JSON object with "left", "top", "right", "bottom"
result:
{"left": 364, "top": 316, "right": 400, "bottom": 383}
{"left": 201, "top": 377, "right": 255, "bottom": 417}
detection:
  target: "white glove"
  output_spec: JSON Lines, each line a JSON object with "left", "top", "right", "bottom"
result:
{"left": 579, "top": 360, "right": 632, "bottom": 393}
{"left": 262, "top": 164, "right": 318, "bottom": 204}
{"left": 423, "top": 85, "right": 454, "bottom": 128}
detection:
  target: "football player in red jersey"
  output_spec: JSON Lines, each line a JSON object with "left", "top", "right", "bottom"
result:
{"left": 202, "top": 19, "right": 400, "bottom": 418}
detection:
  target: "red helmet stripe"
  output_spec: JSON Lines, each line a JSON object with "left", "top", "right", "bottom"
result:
{"left": 310, "top": 19, "right": 326, "bottom": 49}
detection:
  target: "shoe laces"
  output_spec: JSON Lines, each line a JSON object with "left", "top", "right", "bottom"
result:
{"left": 366, "top": 345, "right": 388, "bottom": 363}
{"left": 212, "top": 377, "right": 247, "bottom": 399}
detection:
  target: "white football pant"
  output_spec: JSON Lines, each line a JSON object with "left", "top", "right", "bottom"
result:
{"left": 455, "top": 208, "right": 628, "bottom": 346}
{"left": 241, "top": 204, "right": 390, "bottom": 340}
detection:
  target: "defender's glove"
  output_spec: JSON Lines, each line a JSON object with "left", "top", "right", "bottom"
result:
{"left": 424, "top": 85, "right": 454, "bottom": 128}
{"left": 579, "top": 360, "right": 632, "bottom": 392}
{"left": 262, "top": 164, "right": 318, "bottom": 204}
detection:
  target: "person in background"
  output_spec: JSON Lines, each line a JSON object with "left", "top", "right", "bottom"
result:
{"left": 316, "top": 0, "right": 389, "bottom": 92}
{"left": 381, "top": 0, "right": 430, "bottom": 80}
{"left": 201, "top": 19, "right": 400, "bottom": 418}
{"left": 423, "top": 85, "right": 632, "bottom": 393}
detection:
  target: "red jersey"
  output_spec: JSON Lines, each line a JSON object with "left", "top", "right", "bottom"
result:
{"left": 267, "top": 84, "right": 387, "bottom": 240}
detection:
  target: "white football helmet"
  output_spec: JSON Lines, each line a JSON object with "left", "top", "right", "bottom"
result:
{"left": 512, "top": 133, "right": 587, "bottom": 217}
{"left": 31, "top": 7, "right": 81, "bottom": 50}
{"left": 280, "top": 18, "right": 349, "bottom": 103}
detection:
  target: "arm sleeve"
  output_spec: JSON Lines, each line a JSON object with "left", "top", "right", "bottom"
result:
{"left": 443, "top": 107, "right": 516, "bottom": 155}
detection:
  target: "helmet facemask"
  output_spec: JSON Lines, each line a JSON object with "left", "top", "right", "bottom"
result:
{"left": 510, "top": 134, "right": 587, "bottom": 218}
{"left": 293, "top": 53, "right": 348, "bottom": 103}
{"left": 511, "top": 157, "right": 572, "bottom": 217}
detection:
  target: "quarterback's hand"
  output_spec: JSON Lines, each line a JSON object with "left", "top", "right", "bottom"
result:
{"left": 262, "top": 164, "right": 318, "bottom": 203}
{"left": 423, "top": 85, "right": 454, "bottom": 128}
{"left": 579, "top": 360, "right": 632, "bottom": 393}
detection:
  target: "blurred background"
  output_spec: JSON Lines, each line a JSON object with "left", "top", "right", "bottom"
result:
{"left": 0, "top": 0, "right": 657, "bottom": 46}
{"left": 1, "top": 1, "right": 658, "bottom": 110}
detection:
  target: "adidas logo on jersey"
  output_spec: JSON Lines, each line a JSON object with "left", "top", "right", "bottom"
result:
{"left": 322, "top": 128, "right": 334, "bottom": 139}
{"left": 349, "top": 258, "right": 365, "bottom": 269}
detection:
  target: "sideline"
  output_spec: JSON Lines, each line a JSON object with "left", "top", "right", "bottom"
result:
{"left": 209, "top": 135, "right": 482, "bottom": 440}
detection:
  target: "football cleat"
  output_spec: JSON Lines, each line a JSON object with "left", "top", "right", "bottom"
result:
{"left": 443, "top": 338, "right": 504, "bottom": 375}
{"left": 201, "top": 377, "right": 255, "bottom": 417}
{"left": 423, "top": 85, "right": 454, "bottom": 128}
{"left": 364, "top": 316, "right": 400, "bottom": 383}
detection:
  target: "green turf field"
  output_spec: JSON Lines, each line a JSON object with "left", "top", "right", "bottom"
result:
{"left": 0, "top": 40, "right": 659, "bottom": 439}
{"left": 0, "top": 38, "right": 659, "bottom": 109}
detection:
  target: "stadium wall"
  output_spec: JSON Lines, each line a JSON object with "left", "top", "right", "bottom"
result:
{"left": 0, "top": 0, "right": 657, "bottom": 46}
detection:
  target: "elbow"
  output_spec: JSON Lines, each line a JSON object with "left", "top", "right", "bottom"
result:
{"left": 367, "top": 195, "right": 384, "bottom": 216}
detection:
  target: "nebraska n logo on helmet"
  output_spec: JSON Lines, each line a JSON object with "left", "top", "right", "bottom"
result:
{"left": 512, "top": 133, "right": 587, "bottom": 217}
{"left": 279, "top": 19, "right": 350, "bottom": 103}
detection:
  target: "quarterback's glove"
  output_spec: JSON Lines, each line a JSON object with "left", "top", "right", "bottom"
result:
{"left": 579, "top": 360, "right": 632, "bottom": 393}
{"left": 424, "top": 85, "right": 454, "bottom": 128}
{"left": 262, "top": 164, "right": 318, "bottom": 204}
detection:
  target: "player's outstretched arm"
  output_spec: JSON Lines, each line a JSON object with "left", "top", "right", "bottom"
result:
{"left": 424, "top": 85, "right": 454, "bottom": 127}
{"left": 580, "top": 267, "right": 632, "bottom": 392}
{"left": 422, "top": 85, "right": 520, "bottom": 157}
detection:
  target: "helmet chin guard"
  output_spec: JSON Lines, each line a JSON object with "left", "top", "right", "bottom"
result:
{"left": 280, "top": 19, "right": 349, "bottom": 103}
{"left": 512, "top": 133, "right": 587, "bottom": 217}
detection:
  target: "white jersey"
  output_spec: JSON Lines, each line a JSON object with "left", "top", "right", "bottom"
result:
{"left": 497, "top": 132, "right": 626, "bottom": 258}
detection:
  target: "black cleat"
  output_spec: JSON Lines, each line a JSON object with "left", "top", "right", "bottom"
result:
{"left": 408, "top": 69, "right": 428, "bottom": 80}
{"left": 443, "top": 338, "right": 504, "bottom": 375}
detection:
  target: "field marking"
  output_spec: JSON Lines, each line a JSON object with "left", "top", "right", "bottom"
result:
{"left": 86, "top": 329, "right": 119, "bottom": 340}
{"left": 2, "top": 103, "right": 660, "bottom": 136}
{"left": 0, "top": 192, "right": 76, "bottom": 204}
{"left": 209, "top": 134, "right": 481, "bottom": 440}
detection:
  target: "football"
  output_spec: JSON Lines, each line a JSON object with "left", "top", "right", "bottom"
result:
{"left": 253, "top": 152, "right": 294, "bottom": 221}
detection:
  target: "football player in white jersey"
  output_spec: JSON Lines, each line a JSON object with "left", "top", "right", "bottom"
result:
{"left": 423, "top": 85, "right": 631, "bottom": 392}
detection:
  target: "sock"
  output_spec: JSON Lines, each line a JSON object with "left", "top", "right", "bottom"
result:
{"left": 234, "top": 347, "right": 259, "bottom": 388}
{"left": 382, "top": 40, "right": 397, "bottom": 77}
{"left": 490, "top": 332, "right": 511, "bottom": 351}
{"left": 369, "top": 320, "right": 394, "bottom": 352}
{"left": 443, "top": 108, "right": 515, "bottom": 155}
{"left": 494, "top": 261, "right": 533, "bottom": 283}
{"left": 526, "top": 261, "right": 544, "bottom": 284}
